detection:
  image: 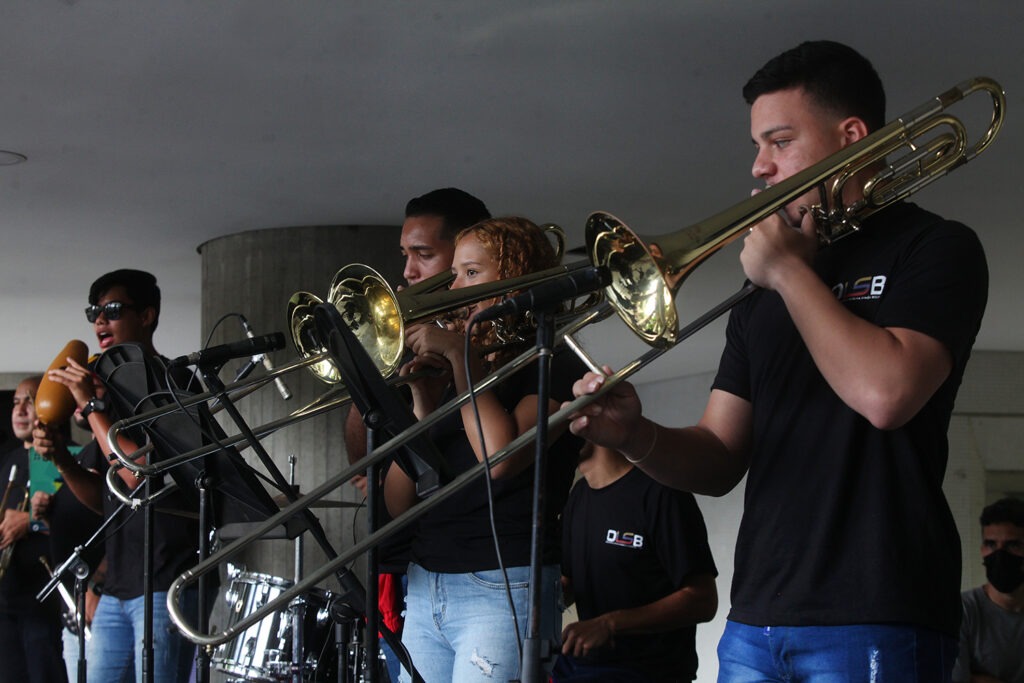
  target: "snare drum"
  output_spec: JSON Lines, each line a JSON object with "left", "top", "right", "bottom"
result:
{"left": 211, "top": 570, "right": 335, "bottom": 682}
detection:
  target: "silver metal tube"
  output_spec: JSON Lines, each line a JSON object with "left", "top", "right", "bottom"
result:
{"left": 165, "top": 303, "right": 614, "bottom": 646}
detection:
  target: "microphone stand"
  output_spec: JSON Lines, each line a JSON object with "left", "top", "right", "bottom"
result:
{"left": 143, "top": 476, "right": 155, "bottom": 683}
{"left": 194, "top": 472, "right": 211, "bottom": 683}
{"left": 74, "top": 561, "right": 88, "bottom": 683}
{"left": 38, "top": 479, "right": 148, "bottom": 683}
{"left": 193, "top": 359, "right": 396, "bottom": 681}
{"left": 518, "top": 308, "right": 556, "bottom": 683}
{"left": 364, "top": 424, "right": 380, "bottom": 683}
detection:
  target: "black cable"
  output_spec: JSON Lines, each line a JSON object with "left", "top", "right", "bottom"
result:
{"left": 463, "top": 318, "right": 523, "bottom": 659}
{"left": 157, "top": 312, "right": 282, "bottom": 492}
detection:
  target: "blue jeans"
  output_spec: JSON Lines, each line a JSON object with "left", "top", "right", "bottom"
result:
{"left": 86, "top": 590, "right": 198, "bottom": 683}
{"left": 399, "top": 563, "right": 561, "bottom": 683}
{"left": 717, "top": 620, "right": 958, "bottom": 683}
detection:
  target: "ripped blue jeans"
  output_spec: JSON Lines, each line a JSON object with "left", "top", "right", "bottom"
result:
{"left": 399, "top": 562, "right": 560, "bottom": 683}
{"left": 717, "top": 620, "right": 957, "bottom": 683}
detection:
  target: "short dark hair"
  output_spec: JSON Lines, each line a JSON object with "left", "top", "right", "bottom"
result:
{"left": 743, "top": 40, "right": 886, "bottom": 133}
{"left": 404, "top": 188, "right": 491, "bottom": 242}
{"left": 88, "top": 269, "right": 161, "bottom": 331}
{"left": 981, "top": 497, "right": 1024, "bottom": 529}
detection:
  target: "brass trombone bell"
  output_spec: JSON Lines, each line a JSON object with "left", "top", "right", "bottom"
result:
{"left": 288, "top": 291, "right": 342, "bottom": 383}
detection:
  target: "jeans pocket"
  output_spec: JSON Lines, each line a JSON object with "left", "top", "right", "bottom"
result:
{"left": 468, "top": 566, "right": 531, "bottom": 590}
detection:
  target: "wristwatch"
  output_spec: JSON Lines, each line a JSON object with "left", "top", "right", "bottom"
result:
{"left": 80, "top": 396, "right": 107, "bottom": 419}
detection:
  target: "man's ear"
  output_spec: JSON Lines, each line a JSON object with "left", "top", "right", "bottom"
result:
{"left": 838, "top": 116, "right": 870, "bottom": 146}
{"left": 140, "top": 306, "right": 157, "bottom": 330}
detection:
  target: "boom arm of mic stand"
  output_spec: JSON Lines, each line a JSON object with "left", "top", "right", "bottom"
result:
{"left": 38, "top": 477, "right": 148, "bottom": 604}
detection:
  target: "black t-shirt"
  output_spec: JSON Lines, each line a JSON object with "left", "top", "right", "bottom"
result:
{"left": 89, "top": 349, "right": 205, "bottom": 599}
{"left": 712, "top": 202, "right": 987, "bottom": 636}
{"left": 0, "top": 444, "right": 61, "bottom": 617}
{"left": 410, "top": 348, "right": 586, "bottom": 573}
{"left": 562, "top": 467, "right": 717, "bottom": 681}
{"left": 47, "top": 440, "right": 105, "bottom": 589}
{"left": 100, "top": 466, "right": 200, "bottom": 599}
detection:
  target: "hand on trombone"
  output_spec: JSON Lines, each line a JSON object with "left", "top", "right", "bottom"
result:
{"left": 402, "top": 321, "right": 464, "bottom": 417}
{"left": 565, "top": 367, "right": 644, "bottom": 456}
{"left": 741, "top": 192, "right": 819, "bottom": 292}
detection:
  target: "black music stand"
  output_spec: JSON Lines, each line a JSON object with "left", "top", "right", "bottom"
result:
{"left": 94, "top": 343, "right": 303, "bottom": 683}
{"left": 313, "top": 302, "right": 446, "bottom": 683}
{"left": 94, "top": 344, "right": 289, "bottom": 527}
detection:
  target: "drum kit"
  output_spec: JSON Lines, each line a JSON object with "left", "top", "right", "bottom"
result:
{"left": 207, "top": 458, "right": 378, "bottom": 683}
{"left": 211, "top": 567, "right": 343, "bottom": 682}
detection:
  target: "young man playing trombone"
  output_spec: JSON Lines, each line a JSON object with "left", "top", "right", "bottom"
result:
{"left": 343, "top": 187, "right": 491, "bottom": 682}
{"left": 569, "top": 41, "right": 988, "bottom": 681}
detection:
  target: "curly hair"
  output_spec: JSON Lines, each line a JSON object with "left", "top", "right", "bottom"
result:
{"left": 453, "top": 216, "right": 560, "bottom": 364}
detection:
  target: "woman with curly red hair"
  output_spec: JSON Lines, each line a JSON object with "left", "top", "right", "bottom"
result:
{"left": 385, "top": 216, "right": 584, "bottom": 682}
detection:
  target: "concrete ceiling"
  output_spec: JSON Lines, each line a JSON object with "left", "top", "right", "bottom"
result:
{"left": 1, "top": 1, "right": 1021, "bottom": 385}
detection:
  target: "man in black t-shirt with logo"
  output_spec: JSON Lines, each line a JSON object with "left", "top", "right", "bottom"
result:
{"left": 569, "top": 41, "right": 988, "bottom": 682}
{"left": 554, "top": 443, "right": 717, "bottom": 682}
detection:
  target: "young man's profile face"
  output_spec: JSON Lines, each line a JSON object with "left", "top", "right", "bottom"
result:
{"left": 400, "top": 214, "right": 455, "bottom": 286}
{"left": 749, "top": 87, "right": 852, "bottom": 226}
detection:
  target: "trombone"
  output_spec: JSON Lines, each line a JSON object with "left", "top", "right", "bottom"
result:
{"left": 161, "top": 76, "right": 1004, "bottom": 646}
{"left": 105, "top": 226, "right": 592, "bottom": 479}
{"left": 0, "top": 465, "right": 29, "bottom": 581}
{"left": 165, "top": 302, "right": 614, "bottom": 648}
{"left": 287, "top": 223, "right": 573, "bottom": 383}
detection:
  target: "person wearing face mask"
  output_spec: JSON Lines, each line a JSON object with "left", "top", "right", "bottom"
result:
{"left": 952, "top": 497, "right": 1024, "bottom": 683}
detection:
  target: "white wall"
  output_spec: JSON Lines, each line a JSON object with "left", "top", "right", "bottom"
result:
{"left": 632, "top": 350, "right": 1024, "bottom": 683}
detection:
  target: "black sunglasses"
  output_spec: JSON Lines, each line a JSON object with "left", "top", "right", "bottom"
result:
{"left": 84, "top": 301, "right": 138, "bottom": 323}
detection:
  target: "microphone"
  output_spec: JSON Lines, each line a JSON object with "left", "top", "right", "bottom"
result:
{"left": 473, "top": 266, "right": 611, "bottom": 322}
{"left": 168, "top": 332, "right": 286, "bottom": 369}
{"left": 240, "top": 316, "right": 292, "bottom": 400}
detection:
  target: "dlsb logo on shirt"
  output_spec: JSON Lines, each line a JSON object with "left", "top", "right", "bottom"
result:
{"left": 606, "top": 529, "right": 644, "bottom": 548}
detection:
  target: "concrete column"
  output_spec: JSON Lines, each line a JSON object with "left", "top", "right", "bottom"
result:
{"left": 197, "top": 225, "right": 401, "bottom": 594}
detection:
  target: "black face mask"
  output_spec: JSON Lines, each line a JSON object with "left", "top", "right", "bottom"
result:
{"left": 984, "top": 549, "right": 1024, "bottom": 594}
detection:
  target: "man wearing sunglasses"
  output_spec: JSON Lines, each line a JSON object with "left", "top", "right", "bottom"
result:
{"left": 39, "top": 269, "right": 201, "bottom": 683}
